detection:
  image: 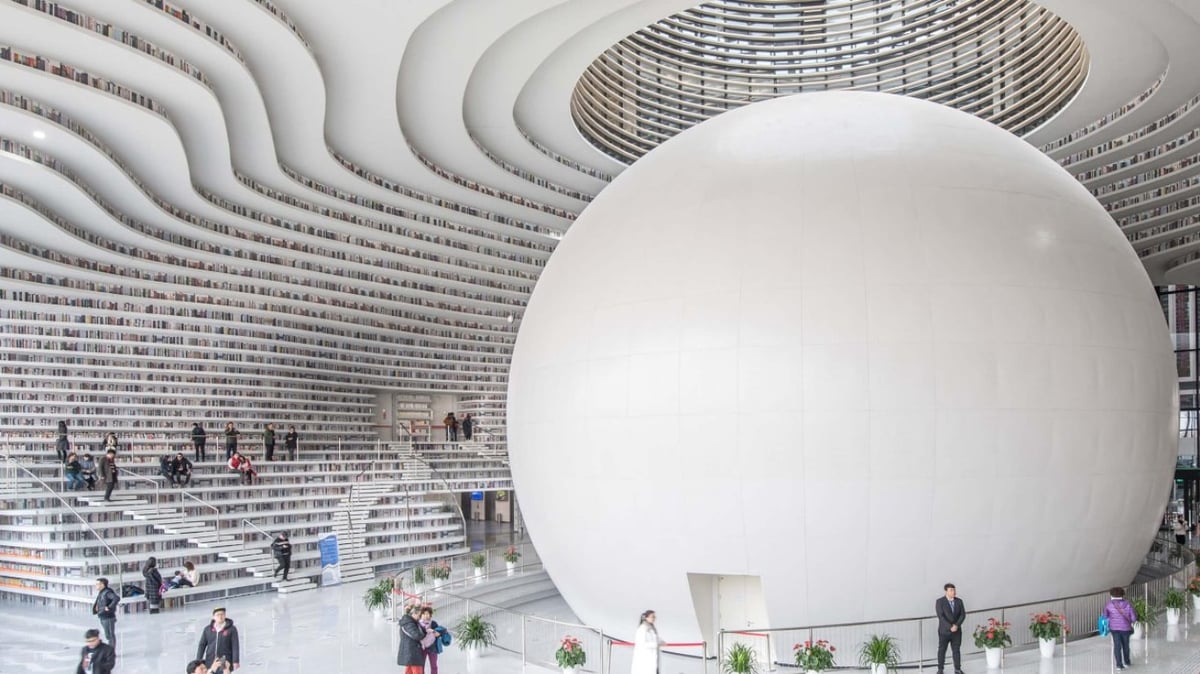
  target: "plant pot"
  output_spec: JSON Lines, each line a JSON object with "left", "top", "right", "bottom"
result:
{"left": 562, "top": 668, "right": 579, "bottom": 674}
{"left": 1193, "top": 594, "right": 1200, "bottom": 613}
{"left": 433, "top": 577, "right": 445, "bottom": 590}
{"left": 870, "top": 664, "right": 888, "bottom": 674}
{"left": 466, "top": 645, "right": 484, "bottom": 666}
{"left": 505, "top": 561, "right": 515, "bottom": 576}
{"left": 474, "top": 567, "right": 484, "bottom": 579}
{"left": 412, "top": 583, "right": 424, "bottom": 595}
{"left": 984, "top": 646, "right": 1002, "bottom": 669}
{"left": 1038, "top": 637, "right": 1055, "bottom": 658}
{"left": 1167, "top": 607, "right": 1181, "bottom": 625}
{"left": 1133, "top": 622, "right": 1145, "bottom": 639}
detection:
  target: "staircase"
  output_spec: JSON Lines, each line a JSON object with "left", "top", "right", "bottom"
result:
{"left": 332, "top": 482, "right": 396, "bottom": 583}
{"left": 75, "top": 492, "right": 318, "bottom": 594}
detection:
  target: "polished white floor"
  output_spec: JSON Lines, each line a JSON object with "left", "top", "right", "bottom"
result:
{"left": 4, "top": 578, "right": 1200, "bottom": 674}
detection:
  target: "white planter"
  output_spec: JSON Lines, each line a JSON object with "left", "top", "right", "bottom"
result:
{"left": 1193, "top": 594, "right": 1200, "bottom": 613}
{"left": 562, "top": 668, "right": 579, "bottom": 674}
{"left": 465, "top": 646, "right": 484, "bottom": 669}
{"left": 1133, "top": 622, "right": 1145, "bottom": 639}
{"left": 984, "top": 646, "right": 1002, "bottom": 669}
{"left": 870, "top": 663, "right": 888, "bottom": 674}
{"left": 505, "top": 561, "right": 515, "bottom": 576}
{"left": 432, "top": 577, "right": 445, "bottom": 590}
{"left": 412, "top": 583, "right": 425, "bottom": 595}
{"left": 1167, "top": 607, "right": 1181, "bottom": 625}
{"left": 474, "top": 567, "right": 484, "bottom": 578}
{"left": 1038, "top": 637, "right": 1055, "bottom": 658}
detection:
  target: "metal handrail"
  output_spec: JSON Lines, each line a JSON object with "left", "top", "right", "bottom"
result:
{"left": 179, "top": 489, "right": 221, "bottom": 536}
{"left": 405, "top": 455, "right": 468, "bottom": 526}
{"left": 713, "top": 534, "right": 1195, "bottom": 671}
{"left": 2, "top": 455, "right": 126, "bottom": 594}
{"left": 240, "top": 518, "right": 274, "bottom": 548}
{"left": 116, "top": 466, "right": 162, "bottom": 514}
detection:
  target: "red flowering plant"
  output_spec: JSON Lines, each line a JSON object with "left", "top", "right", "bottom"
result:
{"left": 555, "top": 635, "right": 587, "bottom": 669}
{"left": 427, "top": 560, "right": 451, "bottom": 581}
{"left": 1188, "top": 576, "right": 1200, "bottom": 597}
{"left": 793, "top": 639, "right": 836, "bottom": 672}
{"left": 503, "top": 546, "right": 521, "bottom": 564}
{"left": 1029, "top": 612, "right": 1069, "bottom": 640}
{"left": 972, "top": 618, "right": 1013, "bottom": 649}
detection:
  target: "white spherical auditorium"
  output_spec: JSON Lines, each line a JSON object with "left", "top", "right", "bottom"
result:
{"left": 507, "top": 92, "right": 1178, "bottom": 641}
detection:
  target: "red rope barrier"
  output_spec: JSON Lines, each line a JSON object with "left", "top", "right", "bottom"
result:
{"left": 732, "top": 631, "right": 769, "bottom": 638}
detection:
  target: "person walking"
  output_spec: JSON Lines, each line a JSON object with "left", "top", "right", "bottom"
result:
{"left": 935, "top": 583, "right": 965, "bottom": 674}
{"left": 263, "top": 423, "right": 276, "bottom": 461}
{"left": 461, "top": 413, "right": 473, "bottom": 441}
{"left": 271, "top": 532, "right": 292, "bottom": 581}
{"left": 284, "top": 425, "right": 298, "bottom": 461}
{"left": 631, "top": 609, "right": 663, "bottom": 674}
{"left": 223, "top": 422, "right": 239, "bottom": 460}
{"left": 196, "top": 607, "right": 241, "bottom": 671}
{"left": 92, "top": 577, "right": 120, "bottom": 650}
{"left": 396, "top": 603, "right": 427, "bottom": 674}
{"left": 192, "top": 422, "right": 207, "bottom": 462}
{"left": 75, "top": 629, "right": 115, "bottom": 674}
{"left": 1174, "top": 516, "right": 1188, "bottom": 546}
{"left": 1103, "top": 586, "right": 1137, "bottom": 670}
{"left": 56, "top": 420, "right": 70, "bottom": 463}
{"left": 420, "top": 606, "right": 450, "bottom": 674}
{"left": 143, "top": 557, "right": 164, "bottom": 614}
{"left": 102, "top": 449, "right": 118, "bottom": 501}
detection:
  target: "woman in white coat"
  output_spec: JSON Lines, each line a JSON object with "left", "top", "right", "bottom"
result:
{"left": 631, "top": 609, "right": 663, "bottom": 674}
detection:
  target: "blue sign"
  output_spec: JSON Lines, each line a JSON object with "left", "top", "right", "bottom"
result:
{"left": 319, "top": 534, "right": 341, "bottom": 586}
{"left": 470, "top": 491, "right": 484, "bottom": 501}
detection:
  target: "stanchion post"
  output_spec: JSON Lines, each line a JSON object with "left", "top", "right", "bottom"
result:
{"left": 520, "top": 614, "right": 527, "bottom": 671}
{"left": 702, "top": 640, "right": 708, "bottom": 674}
{"left": 918, "top": 621, "right": 924, "bottom": 672}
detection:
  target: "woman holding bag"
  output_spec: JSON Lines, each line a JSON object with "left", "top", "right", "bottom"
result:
{"left": 1102, "top": 587, "right": 1136, "bottom": 670}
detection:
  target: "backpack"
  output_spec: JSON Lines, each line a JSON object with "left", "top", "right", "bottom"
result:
{"left": 1097, "top": 614, "right": 1109, "bottom": 637}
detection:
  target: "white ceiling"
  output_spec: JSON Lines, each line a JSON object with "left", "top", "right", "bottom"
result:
{"left": 0, "top": 0, "right": 1199, "bottom": 393}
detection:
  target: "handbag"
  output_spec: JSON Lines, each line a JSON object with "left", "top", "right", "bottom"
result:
{"left": 1097, "top": 614, "right": 1110, "bottom": 637}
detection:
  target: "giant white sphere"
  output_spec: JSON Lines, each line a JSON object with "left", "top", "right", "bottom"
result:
{"left": 508, "top": 92, "right": 1177, "bottom": 641}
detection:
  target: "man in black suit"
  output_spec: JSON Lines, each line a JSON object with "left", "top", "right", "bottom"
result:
{"left": 935, "top": 582, "right": 965, "bottom": 674}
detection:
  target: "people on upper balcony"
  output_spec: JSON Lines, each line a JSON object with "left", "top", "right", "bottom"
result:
{"left": 79, "top": 452, "right": 96, "bottom": 490}
{"left": 102, "top": 432, "right": 119, "bottom": 453}
{"left": 284, "top": 425, "right": 298, "bottom": 461}
{"left": 171, "top": 453, "right": 193, "bottom": 487}
{"left": 223, "top": 422, "right": 239, "bottom": 460}
{"left": 192, "top": 422, "right": 207, "bottom": 462}
{"left": 56, "top": 420, "right": 70, "bottom": 463}
{"left": 263, "top": 423, "right": 276, "bottom": 462}
{"left": 443, "top": 412, "right": 458, "bottom": 442}
{"left": 461, "top": 414, "right": 473, "bottom": 441}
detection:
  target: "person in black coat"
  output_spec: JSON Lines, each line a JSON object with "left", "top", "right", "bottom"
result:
{"left": 56, "top": 420, "right": 70, "bottom": 463}
{"left": 935, "top": 583, "right": 966, "bottom": 674}
{"left": 284, "top": 425, "right": 298, "bottom": 461}
{"left": 461, "top": 414, "right": 474, "bottom": 441}
{"left": 92, "top": 577, "right": 120, "bottom": 649}
{"left": 76, "top": 629, "right": 115, "bottom": 674}
{"left": 143, "top": 557, "right": 164, "bottom": 614}
{"left": 102, "top": 450, "right": 118, "bottom": 501}
{"left": 196, "top": 607, "right": 240, "bottom": 670}
{"left": 270, "top": 532, "right": 292, "bottom": 581}
{"left": 396, "top": 604, "right": 428, "bottom": 672}
{"left": 192, "top": 422, "right": 207, "bottom": 462}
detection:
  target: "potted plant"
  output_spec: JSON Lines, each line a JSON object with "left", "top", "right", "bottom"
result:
{"left": 471, "top": 553, "right": 487, "bottom": 581}
{"left": 793, "top": 639, "right": 836, "bottom": 673}
{"left": 455, "top": 613, "right": 497, "bottom": 662}
{"left": 1131, "top": 596, "right": 1156, "bottom": 638}
{"left": 972, "top": 618, "right": 1012, "bottom": 669}
{"left": 503, "top": 545, "right": 520, "bottom": 575}
{"left": 723, "top": 642, "right": 759, "bottom": 674}
{"left": 1164, "top": 587, "right": 1186, "bottom": 625}
{"left": 1189, "top": 576, "right": 1200, "bottom": 612}
{"left": 362, "top": 577, "right": 393, "bottom": 617}
{"left": 428, "top": 560, "right": 451, "bottom": 588}
{"left": 412, "top": 565, "right": 426, "bottom": 594}
{"left": 1029, "top": 612, "right": 1068, "bottom": 658}
{"left": 555, "top": 635, "right": 587, "bottom": 674}
{"left": 858, "top": 634, "right": 900, "bottom": 674}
